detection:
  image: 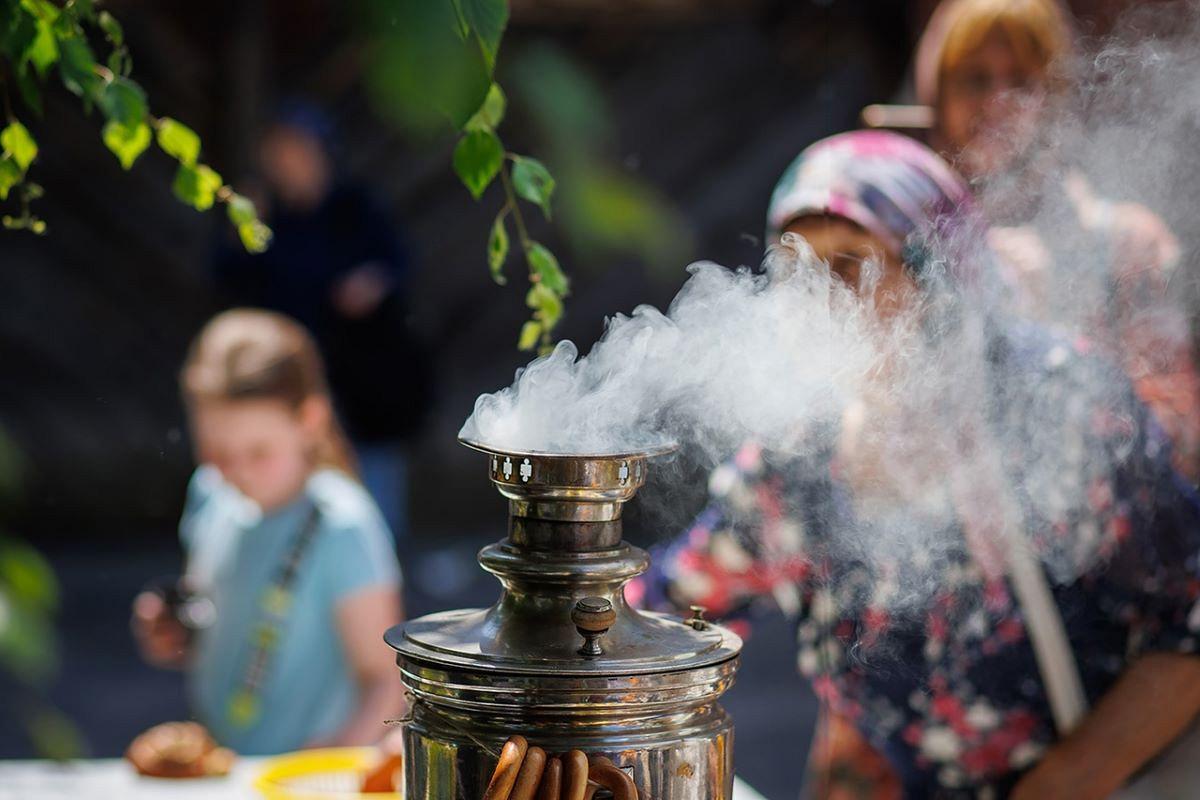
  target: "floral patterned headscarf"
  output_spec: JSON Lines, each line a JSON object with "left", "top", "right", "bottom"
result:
{"left": 766, "top": 130, "right": 974, "bottom": 274}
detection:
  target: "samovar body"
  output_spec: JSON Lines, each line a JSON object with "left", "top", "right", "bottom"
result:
{"left": 386, "top": 441, "right": 742, "bottom": 799}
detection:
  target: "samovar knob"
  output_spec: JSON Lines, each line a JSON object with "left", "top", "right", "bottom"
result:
{"left": 689, "top": 605, "right": 709, "bottom": 631}
{"left": 572, "top": 596, "right": 616, "bottom": 658}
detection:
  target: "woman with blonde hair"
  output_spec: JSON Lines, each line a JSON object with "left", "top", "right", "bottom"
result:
{"left": 913, "top": 0, "right": 1200, "bottom": 483}
{"left": 915, "top": 0, "right": 1072, "bottom": 184}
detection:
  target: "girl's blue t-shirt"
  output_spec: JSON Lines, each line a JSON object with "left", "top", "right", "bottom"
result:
{"left": 180, "top": 466, "right": 401, "bottom": 755}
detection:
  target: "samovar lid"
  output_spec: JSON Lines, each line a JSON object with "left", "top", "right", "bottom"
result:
{"left": 388, "top": 606, "right": 741, "bottom": 677}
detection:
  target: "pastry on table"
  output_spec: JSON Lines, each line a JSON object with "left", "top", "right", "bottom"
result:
{"left": 126, "top": 721, "right": 235, "bottom": 778}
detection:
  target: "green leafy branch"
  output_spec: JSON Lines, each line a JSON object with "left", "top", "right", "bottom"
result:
{"left": 454, "top": 90, "right": 567, "bottom": 352}
{"left": 447, "top": 1, "right": 569, "bottom": 353}
{"left": 0, "top": 0, "right": 270, "bottom": 249}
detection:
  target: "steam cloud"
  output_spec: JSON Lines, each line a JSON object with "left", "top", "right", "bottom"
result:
{"left": 462, "top": 238, "right": 879, "bottom": 461}
{"left": 461, "top": 3, "right": 1200, "bottom": 602}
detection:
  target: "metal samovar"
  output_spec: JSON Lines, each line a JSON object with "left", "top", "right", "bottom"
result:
{"left": 385, "top": 438, "right": 742, "bottom": 799}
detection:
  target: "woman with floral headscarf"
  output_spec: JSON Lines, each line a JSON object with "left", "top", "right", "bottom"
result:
{"left": 638, "top": 131, "right": 1200, "bottom": 798}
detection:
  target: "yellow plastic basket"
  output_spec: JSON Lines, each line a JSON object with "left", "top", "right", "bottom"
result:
{"left": 253, "top": 747, "right": 402, "bottom": 800}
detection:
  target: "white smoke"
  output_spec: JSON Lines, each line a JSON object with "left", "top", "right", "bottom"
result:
{"left": 460, "top": 2, "right": 1200, "bottom": 609}
{"left": 462, "top": 236, "right": 882, "bottom": 464}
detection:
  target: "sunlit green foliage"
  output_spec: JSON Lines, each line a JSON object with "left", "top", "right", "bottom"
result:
{"left": 364, "top": 0, "right": 573, "bottom": 352}
{"left": 0, "top": 0, "right": 270, "bottom": 248}
{"left": 363, "top": 1, "right": 693, "bottom": 351}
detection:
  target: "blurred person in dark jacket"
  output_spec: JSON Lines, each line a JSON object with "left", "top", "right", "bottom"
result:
{"left": 214, "top": 102, "right": 430, "bottom": 543}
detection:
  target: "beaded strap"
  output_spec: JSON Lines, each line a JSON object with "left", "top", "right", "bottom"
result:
{"left": 227, "top": 504, "right": 323, "bottom": 728}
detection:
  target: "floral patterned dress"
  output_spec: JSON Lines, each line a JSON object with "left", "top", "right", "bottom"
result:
{"left": 639, "top": 324, "right": 1200, "bottom": 798}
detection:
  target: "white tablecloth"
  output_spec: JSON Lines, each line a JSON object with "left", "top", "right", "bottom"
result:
{"left": 0, "top": 758, "right": 768, "bottom": 800}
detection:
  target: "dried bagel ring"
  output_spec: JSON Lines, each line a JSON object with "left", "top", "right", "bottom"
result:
{"left": 510, "top": 746, "right": 547, "bottom": 800}
{"left": 536, "top": 756, "right": 562, "bottom": 800}
{"left": 560, "top": 750, "right": 589, "bottom": 800}
{"left": 483, "top": 736, "right": 528, "bottom": 800}
{"left": 588, "top": 762, "right": 637, "bottom": 800}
